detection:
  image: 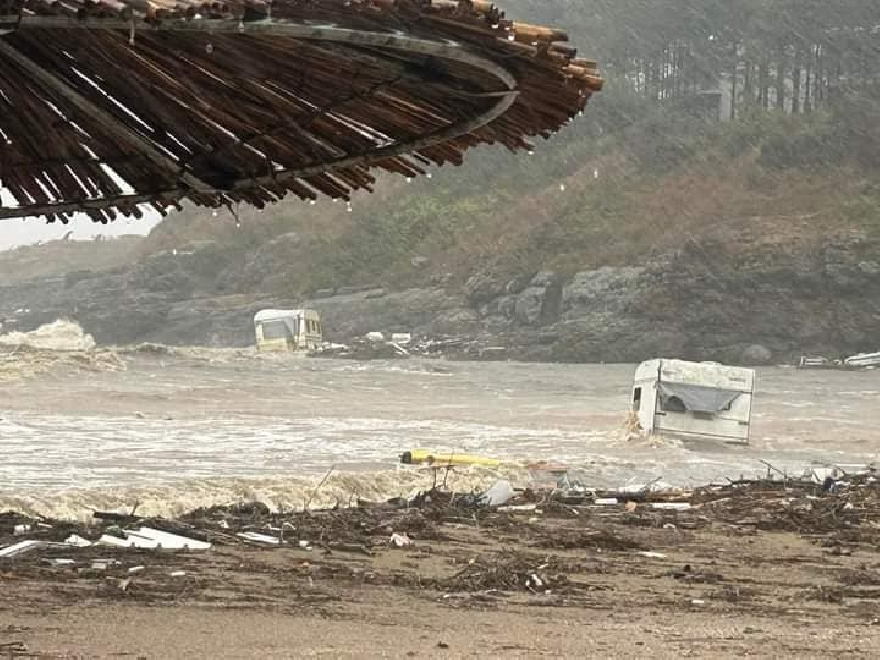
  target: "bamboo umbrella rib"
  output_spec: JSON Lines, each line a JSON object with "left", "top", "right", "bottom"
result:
{"left": 0, "top": 2, "right": 602, "bottom": 221}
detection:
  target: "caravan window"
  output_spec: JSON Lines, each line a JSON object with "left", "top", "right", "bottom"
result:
{"left": 658, "top": 382, "right": 740, "bottom": 413}
{"left": 632, "top": 387, "right": 641, "bottom": 411}
{"left": 260, "top": 320, "right": 292, "bottom": 341}
{"left": 660, "top": 395, "right": 687, "bottom": 412}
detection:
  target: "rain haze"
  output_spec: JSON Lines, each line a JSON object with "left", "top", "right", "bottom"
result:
{"left": 1, "top": 0, "right": 880, "bottom": 655}
{"left": 0, "top": 213, "right": 160, "bottom": 250}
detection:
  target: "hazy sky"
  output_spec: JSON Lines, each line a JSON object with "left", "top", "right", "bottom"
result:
{"left": 0, "top": 213, "right": 161, "bottom": 250}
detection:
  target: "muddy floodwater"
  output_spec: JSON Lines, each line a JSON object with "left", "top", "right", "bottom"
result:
{"left": 1, "top": 355, "right": 879, "bottom": 516}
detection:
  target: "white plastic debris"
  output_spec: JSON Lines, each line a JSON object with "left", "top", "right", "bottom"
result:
{"left": 129, "top": 528, "right": 212, "bottom": 551}
{"left": 481, "top": 480, "right": 513, "bottom": 507}
{"left": 391, "top": 333, "right": 412, "bottom": 345}
{"left": 0, "top": 540, "right": 46, "bottom": 558}
{"left": 13, "top": 524, "right": 31, "bottom": 536}
{"left": 98, "top": 534, "right": 159, "bottom": 549}
{"left": 807, "top": 467, "right": 844, "bottom": 483}
{"left": 64, "top": 534, "right": 93, "bottom": 548}
{"left": 616, "top": 482, "right": 675, "bottom": 493}
{"left": 91, "top": 559, "right": 119, "bottom": 570}
{"left": 389, "top": 533, "right": 411, "bottom": 548}
{"left": 237, "top": 532, "right": 281, "bottom": 545}
{"left": 41, "top": 558, "right": 75, "bottom": 567}
{"left": 170, "top": 571, "right": 187, "bottom": 577}
{"left": 298, "top": 540, "right": 311, "bottom": 550}
{"left": 651, "top": 503, "right": 691, "bottom": 510}
{"left": 364, "top": 331, "right": 384, "bottom": 342}
{"left": 639, "top": 551, "right": 668, "bottom": 559}
{"left": 128, "top": 565, "right": 145, "bottom": 574}
{"left": 96, "top": 528, "right": 210, "bottom": 551}
{"left": 323, "top": 343, "right": 349, "bottom": 351}
{"left": 595, "top": 498, "right": 619, "bottom": 505}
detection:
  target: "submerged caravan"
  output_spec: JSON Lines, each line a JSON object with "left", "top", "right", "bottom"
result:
{"left": 254, "top": 308, "right": 322, "bottom": 353}
{"left": 633, "top": 359, "right": 756, "bottom": 444}
{"left": 0, "top": 0, "right": 602, "bottom": 222}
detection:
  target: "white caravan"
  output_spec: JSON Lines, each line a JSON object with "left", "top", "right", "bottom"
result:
{"left": 254, "top": 309, "right": 322, "bottom": 353}
{"left": 632, "top": 358, "right": 756, "bottom": 444}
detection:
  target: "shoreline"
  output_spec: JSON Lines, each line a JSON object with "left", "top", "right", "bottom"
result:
{"left": 3, "top": 473, "right": 879, "bottom": 657}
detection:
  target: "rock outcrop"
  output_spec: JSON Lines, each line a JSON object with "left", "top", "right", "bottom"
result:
{"left": 1, "top": 230, "right": 879, "bottom": 364}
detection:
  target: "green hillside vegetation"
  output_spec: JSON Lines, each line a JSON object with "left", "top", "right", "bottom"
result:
{"left": 142, "top": 0, "right": 880, "bottom": 295}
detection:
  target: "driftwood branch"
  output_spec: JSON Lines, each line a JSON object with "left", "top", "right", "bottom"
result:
{"left": 305, "top": 465, "right": 335, "bottom": 512}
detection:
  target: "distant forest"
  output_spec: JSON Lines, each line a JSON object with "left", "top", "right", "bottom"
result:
{"left": 507, "top": 0, "right": 879, "bottom": 117}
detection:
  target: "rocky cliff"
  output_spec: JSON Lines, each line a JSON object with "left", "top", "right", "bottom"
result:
{"left": 1, "top": 223, "right": 878, "bottom": 365}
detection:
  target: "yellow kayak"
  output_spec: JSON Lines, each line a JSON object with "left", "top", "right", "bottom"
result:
{"left": 399, "top": 449, "right": 501, "bottom": 467}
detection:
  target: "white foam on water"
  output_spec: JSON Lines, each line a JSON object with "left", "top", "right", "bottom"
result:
{"left": 0, "top": 413, "right": 608, "bottom": 490}
{"left": 0, "top": 466, "right": 530, "bottom": 520}
{"left": 0, "top": 320, "right": 96, "bottom": 352}
{"left": 1, "top": 404, "right": 871, "bottom": 520}
{"left": 2, "top": 360, "right": 880, "bottom": 519}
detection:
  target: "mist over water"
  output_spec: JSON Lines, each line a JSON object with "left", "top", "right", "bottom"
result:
{"left": 1, "top": 357, "right": 878, "bottom": 518}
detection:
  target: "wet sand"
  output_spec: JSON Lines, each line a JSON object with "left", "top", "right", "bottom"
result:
{"left": 8, "top": 601, "right": 876, "bottom": 658}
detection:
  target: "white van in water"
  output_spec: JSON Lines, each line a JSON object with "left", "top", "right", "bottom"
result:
{"left": 254, "top": 309, "right": 322, "bottom": 353}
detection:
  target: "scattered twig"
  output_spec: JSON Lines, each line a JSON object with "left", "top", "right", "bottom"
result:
{"left": 759, "top": 460, "right": 786, "bottom": 480}
{"left": 306, "top": 465, "right": 335, "bottom": 512}
{"left": 277, "top": 503, "right": 285, "bottom": 545}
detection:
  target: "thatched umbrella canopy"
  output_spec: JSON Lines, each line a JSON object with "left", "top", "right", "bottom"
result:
{"left": 0, "top": 0, "right": 602, "bottom": 222}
